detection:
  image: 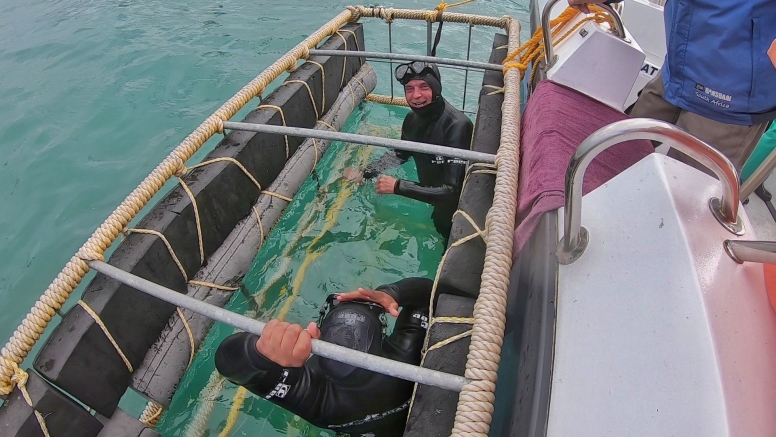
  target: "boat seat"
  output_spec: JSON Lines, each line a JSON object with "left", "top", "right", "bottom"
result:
{"left": 514, "top": 80, "right": 652, "bottom": 257}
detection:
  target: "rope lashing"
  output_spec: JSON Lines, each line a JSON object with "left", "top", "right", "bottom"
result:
{"left": 187, "top": 280, "right": 239, "bottom": 292}
{"left": 252, "top": 205, "right": 265, "bottom": 243}
{"left": 4, "top": 358, "right": 51, "bottom": 437}
{"left": 365, "top": 94, "right": 409, "bottom": 107}
{"left": 316, "top": 120, "right": 336, "bottom": 131}
{"left": 256, "top": 105, "right": 291, "bottom": 158}
{"left": 176, "top": 177, "right": 205, "bottom": 265}
{"left": 284, "top": 79, "right": 320, "bottom": 120}
{"left": 77, "top": 300, "right": 133, "bottom": 373}
{"left": 483, "top": 84, "right": 505, "bottom": 95}
{"left": 502, "top": 6, "right": 616, "bottom": 83}
{"left": 333, "top": 32, "right": 351, "bottom": 88}
{"left": 139, "top": 401, "right": 164, "bottom": 428}
{"left": 304, "top": 60, "right": 327, "bottom": 113}
{"left": 126, "top": 228, "right": 189, "bottom": 281}
{"left": 428, "top": 0, "right": 477, "bottom": 22}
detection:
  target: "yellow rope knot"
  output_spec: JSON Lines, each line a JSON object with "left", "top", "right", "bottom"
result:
{"left": 174, "top": 160, "right": 188, "bottom": 178}
{"left": 76, "top": 249, "right": 104, "bottom": 262}
{"left": 5, "top": 358, "right": 51, "bottom": 437}
{"left": 346, "top": 5, "right": 362, "bottom": 22}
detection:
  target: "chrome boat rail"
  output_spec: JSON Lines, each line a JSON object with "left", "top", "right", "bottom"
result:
{"left": 557, "top": 118, "right": 744, "bottom": 265}
{"left": 724, "top": 240, "right": 776, "bottom": 264}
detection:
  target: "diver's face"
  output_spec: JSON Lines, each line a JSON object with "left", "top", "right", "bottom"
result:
{"left": 404, "top": 79, "right": 433, "bottom": 108}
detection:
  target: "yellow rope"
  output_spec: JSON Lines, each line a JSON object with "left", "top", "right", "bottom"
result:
{"left": 252, "top": 205, "right": 265, "bottom": 243}
{"left": 186, "top": 157, "right": 263, "bottom": 192}
{"left": 333, "top": 32, "right": 350, "bottom": 88}
{"left": 77, "top": 300, "right": 133, "bottom": 373}
{"left": 426, "top": 330, "right": 472, "bottom": 352}
{"left": 336, "top": 29, "right": 361, "bottom": 52}
{"left": 139, "top": 401, "right": 164, "bottom": 428}
{"left": 217, "top": 386, "right": 248, "bottom": 437}
{"left": 428, "top": 0, "right": 477, "bottom": 21}
{"left": 126, "top": 228, "right": 188, "bottom": 281}
{"left": 177, "top": 177, "right": 205, "bottom": 265}
{"left": 256, "top": 105, "right": 290, "bottom": 159}
{"left": 4, "top": 358, "right": 51, "bottom": 437}
{"left": 430, "top": 316, "right": 475, "bottom": 326}
{"left": 312, "top": 139, "right": 320, "bottom": 168}
{"left": 262, "top": 191, "right": 294, "bottom": 203}
{"left": 284, "top": 79, "right": 319, "bottom": 119}
{"left": 483, "top": 84, "right": 505, "bottom": 95}
{"left": 316, "top": 120, "right": 336, "bottom": 131}
{"left": 188, "top": 280, "right": 239, "bottom": 292}
{"left": 305, "top": 60, "right": 327, "bottom": 112}
{"left": 366, "top": 94, "right": 409, "bottom": 107}
{"left": 176, "top": 307, "right": 196, "bottom": 370}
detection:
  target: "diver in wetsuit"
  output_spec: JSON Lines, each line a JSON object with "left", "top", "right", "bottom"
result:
{"left": 214, "top": 278, "right": 435, "bottom": 437}
{"left": 347, "top": 62, "right": 474, "bottom": 242}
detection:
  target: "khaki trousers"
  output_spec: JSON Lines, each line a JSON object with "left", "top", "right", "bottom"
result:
{"left": 629, "top": 71, "right": 768, "bottom": 174}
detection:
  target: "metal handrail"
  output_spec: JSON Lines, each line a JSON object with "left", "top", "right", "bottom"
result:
{"left": 87, "top": 260, "right": 471, "bottom": 392}
{"left": 724, "top": 240, "right": 776, "bottom": 264}
{"left": 222, "top": 121, "right": 496, "bottom": 163}
{"left": 307, "top": 49, "right": 504, "bottom": 72}
{"left": 541, "top": 0, "right": 626, "bottom": 70}
{"left": 557, "top": 118, "right": 744, "bottom": 265}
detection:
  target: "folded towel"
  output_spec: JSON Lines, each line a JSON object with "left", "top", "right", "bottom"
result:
{"left": 514, "top": 81, "right": 653, "bottom": 258}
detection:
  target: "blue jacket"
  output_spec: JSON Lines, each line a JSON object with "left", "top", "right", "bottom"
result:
{"left": 661, "top": 0, "right": 776, "bottom": 126}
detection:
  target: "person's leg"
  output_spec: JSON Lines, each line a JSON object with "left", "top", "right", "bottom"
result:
{"left": 628, "top": 70, "right": 681, "bottom": 124}
{"left": 670, "top": 111, "right": 769, "bottom": 174}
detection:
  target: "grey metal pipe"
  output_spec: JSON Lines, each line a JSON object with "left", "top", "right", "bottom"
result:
{"left": 723, "top": 240, "right": 776, "bottom": 264}
{"left": 740, "top": 146, "right": 776, "bottom": 201}
{"left": 541, "top": 0, "right": 626, "bottom": 70}
{"left": 557, "top": 118, "right": 743, "bottom": 265}
{"left": 222, "top": 121, "right": 496, "bottom": 164}
{"left": 87, "top": 260, "right": 470, "bottom": 392}
{"left": 308, "top": 49, "right": 504, "bottom": 72}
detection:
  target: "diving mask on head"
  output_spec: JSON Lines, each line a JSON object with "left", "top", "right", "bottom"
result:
{"left": 394, "top": 61, "right": 441, "bottom": 85}
{"left": 316, "top": 294, "right": 387, "bottom": 382}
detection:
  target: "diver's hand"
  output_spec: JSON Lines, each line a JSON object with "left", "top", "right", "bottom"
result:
{"left": 336, "top": 288, "right": 400, "bottom": 317}
{"left": 256, "top": 320, "right": 321, "bottom": 367}
{"left": 375, "top": 175, "right": 398, "bottom": 194}
{"left": 568, "top": 0, "right": 606, "bottom": 13}
{"left": 344, "top": 167, "right": 365, "bottom": 184}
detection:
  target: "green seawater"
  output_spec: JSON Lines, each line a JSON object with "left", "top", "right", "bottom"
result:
{"left": 0, "top": 0, "right": 529, "bottom": 435}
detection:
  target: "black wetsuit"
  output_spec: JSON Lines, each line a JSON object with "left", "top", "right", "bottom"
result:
{"left": 214, "top": 278, "right": 433, "bottom": 437}
{"left": 364, "top": 97, "right": 474, "bottom": 241}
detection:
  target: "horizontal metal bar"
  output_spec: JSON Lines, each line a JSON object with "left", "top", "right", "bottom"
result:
{"left": 308, "top": 49, "right": 504, "bottom": 72}
{"left": 87, "top": 260, "right": 470, "bottom": 392}
{"left": 223, "top": 121, "right": 496, "bottom": 164}
{"left": 723, "top": 240, "right": 776, "bottom": 264}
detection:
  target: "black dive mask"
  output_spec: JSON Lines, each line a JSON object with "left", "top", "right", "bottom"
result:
{"left": 394, "top": 61, "right": 441, "bottom": 84}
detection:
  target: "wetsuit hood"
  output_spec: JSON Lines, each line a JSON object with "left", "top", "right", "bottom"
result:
{"left": 397, "top": 63, "right": 444, "bottom": 119}
{"left": 318, "top": 300, "right": 385, "bottom": 383}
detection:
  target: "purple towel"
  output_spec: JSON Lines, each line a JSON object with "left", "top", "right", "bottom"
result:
{"left": 513, "top": 81, "right": 653, "bottom": 258}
